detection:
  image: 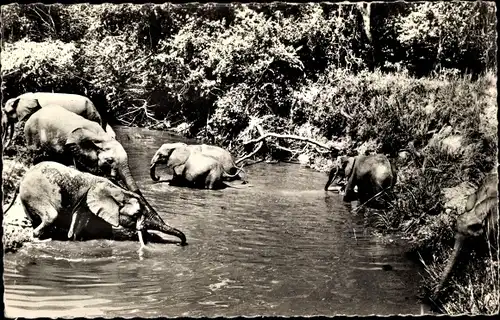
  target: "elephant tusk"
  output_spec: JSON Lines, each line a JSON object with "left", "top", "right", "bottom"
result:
{"left": 68, "top": 211, "right": 78, "bottom": 240}
{"left": 138, "top": 230, "right": 146, "bottom": 248}
{"left": 136, "top": 216, "right": 147, "bottom": 247}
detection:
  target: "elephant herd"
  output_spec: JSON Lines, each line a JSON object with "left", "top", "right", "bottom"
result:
{"left": 2, "top": 92, "right": 498, "bottom": 301}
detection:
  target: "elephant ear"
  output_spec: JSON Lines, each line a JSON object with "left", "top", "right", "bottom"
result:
{"left": 17, "top": 98, "right": 42, "bottom": 121}
{"left": 474, "top": 196, "right": 498, "bottom": 225}
{"left": 86, "top": 181, "right": 122, "bottom": 227}
{"left": 65, "top": 128, "right": 105, "bottom": 154}
{"left": 167, "top": 146, "right": 190, "bottom": 169}
{"left": 465, "top": 191, "right": 478, "bottom": 212}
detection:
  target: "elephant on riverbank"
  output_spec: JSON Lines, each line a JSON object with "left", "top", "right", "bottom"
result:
{"left": 150, "top": 142, "right": 246, "bottom": 182}
{"left": 324, "top": 154, "right": 397, "bottom": 208}
{"left": 433, "top": 171, "right": 498, "bottom": 299}
{"left": 2, "top": 92, "right": 115, "bottom": 148}
{"left": 24, "top": 105, "right": 140, "bottom": 195}
{"left": 17, "top": 161, "right": 187, "bottom": 246}
{"left": 150, "top": 143, "right": 242, "bottom": 190}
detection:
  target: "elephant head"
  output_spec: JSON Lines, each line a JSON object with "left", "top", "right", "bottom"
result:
{"left": 324, "top": 156, "right": 354, "bottom": 191}
{"left": 150, "top": 142, "right": 190, "bottom": 181}
{"left": 65, "top": 128, "right": 140, "bottom": 193}
{"left": 76, "top": 181, "right": 187, "bottom": 245}
{"left": 2, "top": 95, "right": 42, "bottom": 148}
{"left": 433, "top": 172, "right": 498, "bottom": 298}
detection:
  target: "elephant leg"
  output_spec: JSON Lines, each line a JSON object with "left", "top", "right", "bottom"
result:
{"left": 68, "top": 202, "right": 91, "bottom": 240}
{"left": 207, "top": 169, "right": 224, "bottom": 190}
{"left": 31, "top": 206, "right": 58, "bottom": 239}
{"left": 170, "top": 173, "right": 183, "bottom": 186}
{"left": 343, "top": 182, "right": 357, "bottom": 202}
{"left": 205, "top": 170, "right": 215, "bottom": 189}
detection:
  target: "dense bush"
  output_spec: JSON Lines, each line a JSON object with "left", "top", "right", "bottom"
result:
{"left": 1, "top": 3, "right": 496, "bottom": 134}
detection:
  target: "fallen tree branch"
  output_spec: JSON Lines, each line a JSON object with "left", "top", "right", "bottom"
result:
{"left": 235, "top": 122, "right": 266, "bottom": 165}
{"left": 235, "top": 116, "right": 338, "bottom": 165}
{"left": 243, "top": 132, "right": 333, "bottom": 150}
{"left": 274, "top": 143, "right": 301, "bottom": 154}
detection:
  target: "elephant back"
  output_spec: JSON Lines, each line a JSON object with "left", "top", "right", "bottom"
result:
{"left": 31, "top": 105, "right": 103, "bottom": 133}
{"left": 199, "top": 144, "right": 235, "bottom": 171}
{"left": 34, "top": 92, "right": 102, "bottom": 125}
{"left": 25, "top": 105, "right": 105, "bottom": 150}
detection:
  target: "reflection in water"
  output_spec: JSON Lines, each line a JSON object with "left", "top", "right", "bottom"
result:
{"left": 4, "top": 126, "right": 426, "bottom": 317}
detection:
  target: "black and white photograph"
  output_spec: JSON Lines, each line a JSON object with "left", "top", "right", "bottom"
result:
{"left": 1, "top": 1, "right": 498, "bottom": 317}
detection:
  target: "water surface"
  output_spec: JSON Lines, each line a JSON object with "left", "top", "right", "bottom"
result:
{"left": 4, "top": 126, "right": 426, "bottom": 317}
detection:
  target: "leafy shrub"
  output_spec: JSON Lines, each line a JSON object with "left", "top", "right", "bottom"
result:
{"left": 394, "top": 2, "right": 497, "bottom": 77}
{"left": 1, "top": 39, "right": 81, "bottom": 99}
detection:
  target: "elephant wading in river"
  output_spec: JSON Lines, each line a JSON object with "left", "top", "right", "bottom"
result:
{"left": 324, "top": 154, "right": 397, "bottom": 208}
{"left": 24, "top": 105, "right": 139, "bottom": 195}
{"left": 2, "top": 92, "right": 115, "bottom": 148}
{"left": 151, "top": 142, "right": 246, "bottom": 182}
{"left": 150, "top": 143, "right": 243, "bottom": 190}
{"left": 433, "top": 171, "right": 498, "bottom": 299}
{"left": 18, "top": 161, "right": 187, "bottom": 246}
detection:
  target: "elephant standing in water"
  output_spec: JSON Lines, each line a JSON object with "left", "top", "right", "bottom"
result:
{"left": 433, "top": 171, "right": 498, "bottom": 298}
{"left": 150, "top": 142, "right": 242, "bottom": 190}
{"left": 17, "top": 161, "right": 186, "bottom": 246}
{"left": 325, "top": 154, "right": 397, "bottom": 208}
{"left": 2, "top": 92, "right": 115, "bottom": 148}
{"left": 24, "top": 105, "right": 139, "bottom": 195}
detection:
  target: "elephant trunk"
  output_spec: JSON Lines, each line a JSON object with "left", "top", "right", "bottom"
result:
{"left": 142, "top": 205, "right": 187, "bottom": 245}
{"left": 150, "top": 152, "right": 161, "bottom": 181}
{"left": 118, "top": 163, "right": 141, "bottom": 193}
{"left": 150, "top": 162, "right": 160, "bottom": 181}
{"left": 433, "top": 233, "right": 465, "bottom": 298}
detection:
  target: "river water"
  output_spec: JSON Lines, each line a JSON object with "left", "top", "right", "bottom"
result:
{"left": 4, "top": 126, "right": 427, "bottom": 317}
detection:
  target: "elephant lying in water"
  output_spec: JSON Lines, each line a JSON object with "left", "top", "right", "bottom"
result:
{"left": 433, "top": 171, "right": 498, "bottom": 299}
{"left": 325, "top": 154, "right": 397, "bottom": 208}
{"left": 150, "top": 142, "right": 243, "bottom": 190}
{"left": 2, "top": 92, "right": 115, "bottom": 148}
{"left": 17, "top": 161, "right": 187, "bottom": 246}
{"left": 150, "top": 142, "right": 246, "bottom": 182}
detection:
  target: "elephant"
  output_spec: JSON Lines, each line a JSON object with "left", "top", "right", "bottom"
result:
{"left": 150, "top": 142, "right": 246, "bottom": 182}
{"left": 433, "top": 171, "right": 498, "bottom": 298}
{"left": 24, "top": 105, "right": 138, "bottom": 195}
{"left": 150, "top": 143, "right": 242, "bottom": 190}
{"left": 17, "top": 161, "right": 187, "bottom": 246}
{"left": 1, "top": 108, "right": 7, "bottom": 144}
{"left": 2, "top": 92, "right": 115, "bottom": 148}
{"left": 324, "top": 154, "right": 397, "bottom": 208}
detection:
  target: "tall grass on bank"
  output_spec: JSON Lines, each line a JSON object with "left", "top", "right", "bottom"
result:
{"left": 421, "top": 224, "right": 499, "bottom": 315}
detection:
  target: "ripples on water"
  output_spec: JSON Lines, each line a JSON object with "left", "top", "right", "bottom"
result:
{"left": 4, "top": 126, "right": 426, "bottom": 317}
